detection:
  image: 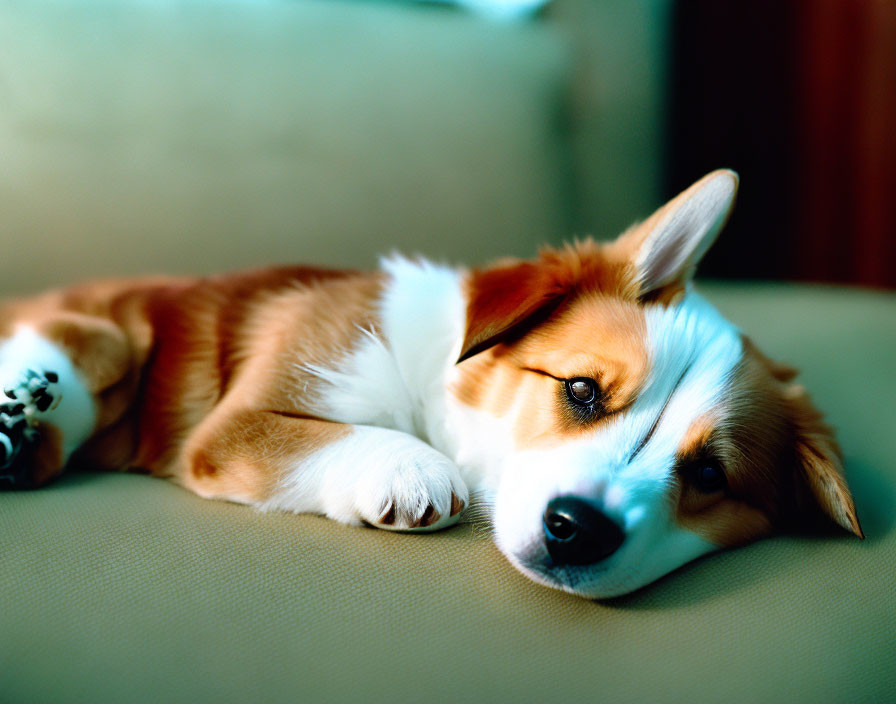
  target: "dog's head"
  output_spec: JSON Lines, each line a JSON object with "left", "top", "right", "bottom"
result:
{"left": 452, "top": 169, "right": 862, "bottom": 599}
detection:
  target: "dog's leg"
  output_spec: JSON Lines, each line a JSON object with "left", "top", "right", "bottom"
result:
{"left": 179, "top": 408, "right": 468, "bottom": 532}
{"left": 0, "top": 315, "right": 133, "bottom": 488}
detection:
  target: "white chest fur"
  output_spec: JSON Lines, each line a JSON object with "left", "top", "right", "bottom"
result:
{"left": 301, "top": 257, "right": 477, "bottom": 475}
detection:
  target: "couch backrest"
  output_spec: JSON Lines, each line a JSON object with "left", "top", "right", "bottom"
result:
{"left": 0, "top": 0, "right": 573, "bottom": 293}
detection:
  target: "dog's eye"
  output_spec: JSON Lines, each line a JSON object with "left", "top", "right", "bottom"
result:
{"left": 693, "top": 461, "right": 727, "bottom": 493}
{"left": 565, "top": 378, "right": 597, "bottom": 405}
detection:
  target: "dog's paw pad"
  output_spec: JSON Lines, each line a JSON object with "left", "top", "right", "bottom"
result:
{"left": 0, "top": 399, "right": 41, "bottom": 487}
{"left": 2, "top": 369, "right": 61, "bottom": 414}
{"left": 0, "top": 368, "right": 58, "bottom": 488}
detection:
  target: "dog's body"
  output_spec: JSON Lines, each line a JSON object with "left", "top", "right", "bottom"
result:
{"left": 0, "top": 171, "right": 862, "bottom": 598}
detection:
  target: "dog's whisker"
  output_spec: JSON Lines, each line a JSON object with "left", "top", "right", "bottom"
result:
{"left": 460, "top": 489, "right": 496, "bottom": 536}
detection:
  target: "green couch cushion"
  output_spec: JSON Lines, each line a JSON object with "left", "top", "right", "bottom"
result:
{"left": 0, "top": 0, "right": 570, "bottom": 295}
{"left": 2, "top": 282, "right": 894, "bottom": 703}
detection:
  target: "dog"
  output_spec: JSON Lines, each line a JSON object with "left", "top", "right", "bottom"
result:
{"left": 0, "top": 169, "right": 862, "bottom": 598}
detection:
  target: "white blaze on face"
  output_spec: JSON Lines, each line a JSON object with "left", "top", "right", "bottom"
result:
{"left": 492, "top": 290, "right": 745, "bottom": 598}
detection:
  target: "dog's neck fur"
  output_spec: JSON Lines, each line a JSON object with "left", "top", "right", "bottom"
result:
{"left": 303, "top": 257, "right": 514, "bottom": 498}
{"left": 304, "top": 258, "right": 469, "bottom": 458}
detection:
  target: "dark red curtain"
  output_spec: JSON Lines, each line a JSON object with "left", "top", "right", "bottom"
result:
{"left": 668, "top": 0, "right": 896, "bottom": 289}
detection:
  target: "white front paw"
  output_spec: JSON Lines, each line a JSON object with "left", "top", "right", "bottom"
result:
{"left": 320, "top": 427, "right": 468, "bottom": 532}
{"left": 357, "top": 444, "right": 467, "bottom": 531}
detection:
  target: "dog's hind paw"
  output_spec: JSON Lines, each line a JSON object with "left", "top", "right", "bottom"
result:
{"left": 0, "top": 400, "right": 41, "bottom": 489}
{"left": 0, "top": 368, "right": 59, "bottom": 489}
{"left": 3, "top": 368, "right": 61, "bottom": 414}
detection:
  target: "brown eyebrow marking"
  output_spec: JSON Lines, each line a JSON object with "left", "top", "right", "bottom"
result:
{"left": 674, "top": 414, "right": 717, "bottom": 468}
{"left": 520, "top": 366, "right": 562, "bottom": 380}
{"left": 627, "top": 359, "right": 694, "bottom": 462}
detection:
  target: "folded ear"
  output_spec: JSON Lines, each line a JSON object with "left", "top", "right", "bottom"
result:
{"left": 457, "top": 259, "right": 570, "bottom": 363}
{"left": 615, "top": 169, "right": 739, "bottom": 298}
{"left": 786, "top": 384, "right": 864, "bottom": 538}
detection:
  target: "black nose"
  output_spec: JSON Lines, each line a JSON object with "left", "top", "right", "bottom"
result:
{"left": 543, "top": 496, "right": 625, "bottom": 566}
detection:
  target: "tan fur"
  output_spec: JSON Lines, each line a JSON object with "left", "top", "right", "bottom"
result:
{"left": 602, "top": 170, "right": 739, "bottom": 302}
{"left": 182, "top": 412, "right": 351, "bottom": 504}
{"left": 458, "top": 240, "right": 634, "bottom": 362}
{"left": 453, "top": 293, "right": 649, "bottom": 449}
{"left": 672, "top": 408, "right": 777, "bottom": 548}
{"left": 669, "top": 344, "right": 792, "bottom": 547}
{"left": 454, "top": 242, "right": 649, "bottom": 450}
{"left": 453, "top": 239, "right": 863, "bottom": 545}
{"left": 0, "top": 266, "right": 382, "bottom": 503}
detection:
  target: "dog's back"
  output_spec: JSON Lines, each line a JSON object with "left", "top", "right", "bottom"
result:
{"left": 0, "top": 266, "right": 381, "bottom": 486}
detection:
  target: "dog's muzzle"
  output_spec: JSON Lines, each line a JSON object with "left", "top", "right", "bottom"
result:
{"left": 542, "top": 496, "right": 625, "bottom": 566}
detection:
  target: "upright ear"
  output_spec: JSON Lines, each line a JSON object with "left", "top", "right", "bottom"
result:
{"left": 613, "top": 169, "right": 739, "bottom": 298}
{"left": 457, "top": 259, "right": 571, "bottom": 363}
{"left": 785, "top": 384, "right": 864, "bottom": 538}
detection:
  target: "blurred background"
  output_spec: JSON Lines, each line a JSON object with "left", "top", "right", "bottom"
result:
{"left": 1, "top": 0, "right": 893, "bottom": 294}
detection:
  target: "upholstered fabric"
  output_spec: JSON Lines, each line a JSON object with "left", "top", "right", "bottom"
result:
{"left": 0, "top": 0, "right": 570, "bottom": 295}
{"left": 2, "top": 282, "right": 894, "bottom": 703}
{"left": 1, "top": 1, "right": 893, "bottom": 701}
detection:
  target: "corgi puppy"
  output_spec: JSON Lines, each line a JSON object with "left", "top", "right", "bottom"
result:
{"left": 0, "top": 170, "right": 862, "bottom": 598}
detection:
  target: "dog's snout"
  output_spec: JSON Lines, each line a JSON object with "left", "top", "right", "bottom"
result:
{"left": 542, "top": 496, "right": 625, "bottom": 566}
